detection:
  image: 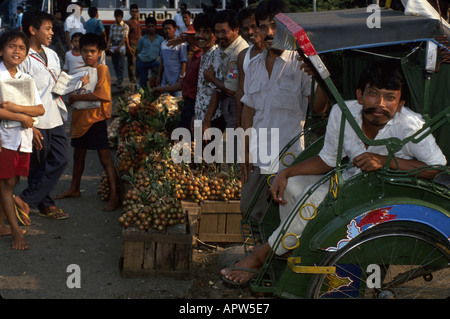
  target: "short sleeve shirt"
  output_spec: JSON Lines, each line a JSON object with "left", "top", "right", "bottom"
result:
{"left": 109, "top": 21, "right": 129, "bottom": 43}
{"left": 85, "top": 18, "right": 105, "bottom": 36}
{"left": 126, "top": 19, "right": 142, "bottom": 45}
{"left": 319, "top": 100, "right": 447, "bottom": 180}
{"left": 137, "top": 34, "right": 164, "bottom": 62}
{"left": 241, "top": 49, "right": 311, "bottom": 172}
{"left": 0, "top": 62, "right": 42, "bottom": 153}
{"left": 160, "top": 40, "right": 187, "bottom": 85}
{"left": 221, "top": 35, "right": 248, "bottom": 93}
{"left": 194, "top": 45, "right": 224, "bottom": 121}
{"left": 63, "top": 50, "right": 85, "bottom": 74}
{"left": 64, "top": 14, "right": 86, "bottom": 38}
{"left": 71, "top": 64, "right": 112, "bottom": 138}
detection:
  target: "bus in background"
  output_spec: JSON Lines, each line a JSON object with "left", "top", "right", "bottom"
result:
{"left": 41, "top": 0, "right": 228, "bottom": 29}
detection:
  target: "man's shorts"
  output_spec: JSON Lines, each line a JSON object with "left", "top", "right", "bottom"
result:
{"left": 0, "top": 148, "right": 30, "bottom": 179}
{"left": 71, "top": 120, "right": 109, "bottom": 150}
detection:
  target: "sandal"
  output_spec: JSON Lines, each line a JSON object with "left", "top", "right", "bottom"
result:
{"left": 14, "top": 196, "right": 31, "bottom": 226}
{"left": 221, "top": 261, "right": 260, "bottom": 287}
{"left": 39, "top": 206, "right": 69, "bottom": 220}
{"left": 15, "top": 205, "right": 31, "bottom": 226}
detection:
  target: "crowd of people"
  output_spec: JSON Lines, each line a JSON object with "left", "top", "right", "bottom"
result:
{"left": 0, "top": 2, "right": 196, "bottom": 251}
{"left": 0, "top": 3, "right": 446, "bottom": 299}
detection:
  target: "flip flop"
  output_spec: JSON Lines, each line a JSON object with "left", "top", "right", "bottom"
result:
{"left": 15, "top": 204, "right": 31, "bottom": 226}
{"left": 39, "top": 207, "right": 69, "bottom": 220}
{"left": 221, "top": 261, "right": 260, "bottom": 287}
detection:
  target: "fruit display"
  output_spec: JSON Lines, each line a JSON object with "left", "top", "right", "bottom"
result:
{"left": 104, "top": 88, "right": 242, "bottom": 232}
{"left": 118, "top": 168, "right": 185, "bottom": 231}
{"left": 97, "top": 171, "right": 110, "bottom": 201}
{"left": 107, "top": 117, "right": 120, "bottom": 149}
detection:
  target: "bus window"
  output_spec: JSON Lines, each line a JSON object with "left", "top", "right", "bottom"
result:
{"left": 90, "top": 0, "right": 123, "bottom": 9}
{"left": 133, "top": 0, "right": 173, "bottom": 9}
{"left": 185, "top": 0, "right": 214, "bottom": 9}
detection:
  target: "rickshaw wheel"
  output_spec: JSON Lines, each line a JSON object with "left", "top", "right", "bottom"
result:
{"left": 306, "top": 224, "right": 450, "bottom": 299}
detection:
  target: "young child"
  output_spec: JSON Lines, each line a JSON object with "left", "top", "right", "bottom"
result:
{"left": 0, "top": 30, "right": 45, "bottom": 250}
{"left": 63, "top": 32, "right": 85, "bottom": 74}
{"left": 55, "top": 33, "right": 120, "bottom": 212}
{"left": 18, "top": 11, "right": 70, "bottom": 220}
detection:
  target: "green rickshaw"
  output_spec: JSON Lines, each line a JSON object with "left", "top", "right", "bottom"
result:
{"left": 240, "top": 5, "right": 450, "bottom": 299}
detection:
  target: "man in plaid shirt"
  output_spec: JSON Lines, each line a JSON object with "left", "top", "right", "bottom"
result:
{"left": 107, "top": 9, "right": 129, "bottom": 88}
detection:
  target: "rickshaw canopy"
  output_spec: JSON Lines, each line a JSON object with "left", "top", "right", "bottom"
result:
{"left": 273, "top": 7, "right": 450, "bottom": 54}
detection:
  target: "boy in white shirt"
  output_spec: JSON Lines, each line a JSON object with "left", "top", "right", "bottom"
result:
{"left": 17, "top": 11, "right": 70, "bottom": 221}
{"left": 0, "top": 30, "right": 44, "bottom": 250}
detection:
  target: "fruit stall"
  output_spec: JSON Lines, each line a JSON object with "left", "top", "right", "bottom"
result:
{"left": 103, "top": 88, "right": 242, "bottom": 277}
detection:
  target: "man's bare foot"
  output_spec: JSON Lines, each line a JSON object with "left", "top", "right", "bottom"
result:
{"left": 55, "top": 189, "right": 81, "bottom": 199}
{"left": 103, "top": 197, "right": 121, "bottom": 212}
{"left": 221, "top": 243, "right": 271, "bottom": 283}
{"left": 14, "top": 195, "right": 30, "bottom": 215}
{"left": 12, "top": 231, "right": 29, "bottom": 250}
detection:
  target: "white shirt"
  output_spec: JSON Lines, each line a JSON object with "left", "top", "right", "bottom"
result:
{"left": 319, "top": 100, "right": 447, "bottom": 180}
{"left": 19, "top": 47, "right": 68, "bottom": 129}
{"left": 174, "top": 13, "right": 184, "bottom": 31}
{"left": 63, "top": 50, "right": 85, "bottom": 74}
{"left": 64, "top": 14, "right": 86, "bottom": 38}
{"left": 241, "top": 49, "right": 311, "bottom": 173}
{"left": 0, "top": 62, "right": 42, "bottom": 152}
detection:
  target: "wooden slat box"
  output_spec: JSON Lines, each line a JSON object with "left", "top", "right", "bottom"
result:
{"left": 183, "top": 200, "right": 242, "bottom": 244}
{"left": 120, "top": 223, "right": 192, "bottom": 278}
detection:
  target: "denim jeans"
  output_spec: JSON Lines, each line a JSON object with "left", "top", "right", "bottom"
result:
{"left": 20, "top": 125, "right": 69, "bottom": 210}
{"left": 111, "top": 51, "right": 124, "bottom": 84}
{"left": 137, "top": 59, "right": 160, "bottom": 89}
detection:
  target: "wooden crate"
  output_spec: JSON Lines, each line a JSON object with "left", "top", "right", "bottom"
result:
{"left": 120, "top": 223, "right": 192, "bottom": 278}
{"left": 183, "top": 200, "right": 242, "bottom": 244}
{"left": 181, "top": 201, "right": 201, "bottom": 246}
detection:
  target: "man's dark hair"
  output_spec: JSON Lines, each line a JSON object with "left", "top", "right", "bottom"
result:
{"left": 145, "top": 16, "right": 157, "bottom": 26}
{"left": 130, "top": 4, "right": 139, "bottom": 11}
{"left": 0, "top": 30, "right": 30, "bottom": 59}
{"left": 88, "top": 7, "right": 98, "bottom": 18}
{"left": 17, "top": 6, "right": 24, "bottom": 12}
{"left": 182, "top": 11, "right": 191, "bottom": 17}
{"left": 79, "top": 32, "right": 103, "bottom": 50}
{"left": 193, "top": 13, "right": 214, "bottom": 31}
{"left": 22, "top": 11, "right": 53, "bottom": 37}
{"left": 162, "top": 19, "right": 177, "bottom": 29}
{"left": 237, "top": 7, "right": 256, "bottom": 28}
{"left": 357, "top": 60, "right": 409, "bottom": 100}
{"left": 255, "top": 0, "right": 287, "bottom": 26}
{"left": 114, "top": 9, "right": 124, "bottom": 18}
{"left": 213, "top": 9, "right": 239, "bottom": 30}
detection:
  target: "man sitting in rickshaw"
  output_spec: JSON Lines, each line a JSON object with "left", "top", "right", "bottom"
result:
{"left": 221, "top": 60, "right": 447, "bottom": 285}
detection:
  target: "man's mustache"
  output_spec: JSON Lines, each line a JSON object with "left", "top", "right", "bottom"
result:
{"left": 363, "top": 107, "right": 392, "bottom": 118}
{"left": 264, "top": 36, "right": 274, "bottom": 41}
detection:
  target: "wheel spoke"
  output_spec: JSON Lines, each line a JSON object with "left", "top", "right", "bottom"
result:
{"left": 307, "top": 225, "right": 450, "bottom": 299}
